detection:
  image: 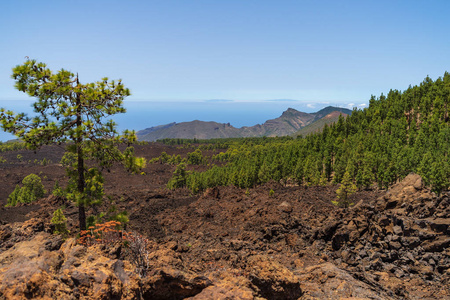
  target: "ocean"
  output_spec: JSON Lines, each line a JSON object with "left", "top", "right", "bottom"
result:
{"left": 0, "top": 100, "right": 329, "bottom": 142}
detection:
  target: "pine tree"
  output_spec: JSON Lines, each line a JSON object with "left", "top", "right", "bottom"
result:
{"left": 258, "top": 160, "right": 271, "bottom": 184}
{"left": 333, "top": 170, "right": 357, "bottom": 208}
{"left": 0, "top": 59, "right": 143, "bottom": 230}
{"left": 51, "top": 208, "right": 69, "bottom": 238}
{"left": 6, "top": 174, "right": 46, "bottom": 206}
{"left": 167, "top": 163, "right": 188, "bottom": 189}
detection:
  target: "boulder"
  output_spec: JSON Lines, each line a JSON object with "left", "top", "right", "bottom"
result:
{"left": 188, "top": 276, "right": 256, "bottom": 300}
{"left": 246, "top": 255, "right": 302, "bottom": 300}
{"left": 278, "top": 201, "right": 293, "bottom": 213}
{"left": 142, "top": 268, "right": 212, "bottom": 300}
{"left": 296, "top": 263, "right": 390, "bottom": 299}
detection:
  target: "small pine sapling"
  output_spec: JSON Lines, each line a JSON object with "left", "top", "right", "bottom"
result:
{"left": 51, "top": 208, "right": 69, "bottom": 238}
{"left": 52, "top": 180, "right": 65, "bottom": 197}
{"left": 167, "top": 163, "right": 188, "bottom": 189}
{"left": 333, "top": 170, "right": 357, "bottom": 208}
{"left": 319, "top": 171, "right": 328, "bottom": 186}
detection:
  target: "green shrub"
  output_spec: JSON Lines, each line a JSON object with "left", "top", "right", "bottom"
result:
{"left": 187, "top": 149, "right": 204, "bottom": 165}
{"left": 167, "top": 163, "right": 188, "bottom": 189}
{"left": 40, "top": 158, "right": 50, "bottom": 166}
{"left": 109, "top": 211, "right": 129, "bottom": 230}
{"left": 332, "top": 170, "right": 357, "bottom": 208}
{"left": 7, "top": 185, "right": 21, "bottom": 207}
{"left": 6, "top": 174, "right": 46, "bottom": 206}
{"left": 86, "top": 212, "right": 106, "bottom": 229}
{"left": 23, "top": 173, "right": 46, "bottom": 198}
{"left": 123, "top": 147, "right": 147, "bottom": 173}
{"left": 51, "top": 208, "right": 69, "bottom": 237}
{"left": 52, "top": 180, "right": 65, "bottom": 197}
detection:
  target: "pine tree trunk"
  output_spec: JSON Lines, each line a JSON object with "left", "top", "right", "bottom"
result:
{"left": 76, "top": 82, "right": 86, "bottom": 231}
{"left": 77, "top": 140, "right": 86, "bottom": 231}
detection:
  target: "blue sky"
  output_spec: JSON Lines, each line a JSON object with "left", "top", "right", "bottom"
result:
{"left": 1, "top": 0, "right": 449, "bottom": 107}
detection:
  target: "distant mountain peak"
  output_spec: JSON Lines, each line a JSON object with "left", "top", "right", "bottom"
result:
{"left": 136, "top": 105, "right": 352, "bottom": 141}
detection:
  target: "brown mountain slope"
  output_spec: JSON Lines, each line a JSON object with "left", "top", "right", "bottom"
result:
{"left": 293, "top": 111, "right": 349, "bottom": 137}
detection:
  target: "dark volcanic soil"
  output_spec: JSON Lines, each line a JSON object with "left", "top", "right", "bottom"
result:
{"left": 0, "top": 144, "right": 449, "bottom": 299}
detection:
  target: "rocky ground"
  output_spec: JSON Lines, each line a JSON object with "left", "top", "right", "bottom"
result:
{"left": 0, "top": 144, "right": 449, "bottom": 299}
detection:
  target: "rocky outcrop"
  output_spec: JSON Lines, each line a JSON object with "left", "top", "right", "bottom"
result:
{"left": 296, "top": 263, "right": 391, "bottom": 299}
{"left": 312, "top": 174, "right": 450, "bottom": 299}
{"left": 0, "top": 231, "right": 138, "bottom": 299}
{"left": 0, "top": 226, "right": 212, "bottom": 299}
{"left": 246, "top": 255, "right": 302, "bottom": 300}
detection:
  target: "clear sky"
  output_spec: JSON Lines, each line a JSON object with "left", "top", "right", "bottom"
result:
{"left": 1, "top": 0, "right": 449, "bottom": 106}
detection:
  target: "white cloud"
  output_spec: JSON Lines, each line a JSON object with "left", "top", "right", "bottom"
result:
{"left": 306, "top": 103, "right": 315, "bottom": 108}
{"left": 347, "top": 103, "right": 355, "bottom": 108}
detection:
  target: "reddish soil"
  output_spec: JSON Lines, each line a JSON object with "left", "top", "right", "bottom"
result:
{"left": 0, "top": 144, "right": 449, "bottom": 299}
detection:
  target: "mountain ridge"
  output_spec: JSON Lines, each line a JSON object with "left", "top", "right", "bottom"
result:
{"left": 137, "top": 106, "right": 351, "bottom": 141}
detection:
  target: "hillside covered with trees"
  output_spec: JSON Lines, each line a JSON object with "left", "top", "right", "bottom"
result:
{"left": 167, "top": 73, "right": 450, "bottom": 194}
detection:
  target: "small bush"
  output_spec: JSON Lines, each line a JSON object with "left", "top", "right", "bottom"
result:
{"left": 187, "top": 149, "right": 205, "bottom": 165}
{"left": 167, "top": 163, "right": 188, "bottom": 189}
{"left": 123, "top": 147, "right": 147, "bottom": 173}
{"left": 86, "top": 212, "right": 106, "bottom": 230}
{"left": 52, "top": 180, "right": 65, "bottom": 197}
{"left": 79, "top": 220, "right": 122, "bottom": 246}
{"left": 7, "top": 185, "right": 21, "bottom": 207}
{"left": 109, "top": 211, "right": 129, "bottom": 229}
{"left": 123, "top": 231, "right": 151, "bottom": 278}
{"left": 333, "top": 170, "right": 357, "bottom": 208}
{"left": 51, "top": 208, "right": 69, "bottom": 238}
{"left": 6, "top": 174, "right": 46, "bottom": 206}
{"left": 23, "top": 173, "right": 46, "bottom": 198}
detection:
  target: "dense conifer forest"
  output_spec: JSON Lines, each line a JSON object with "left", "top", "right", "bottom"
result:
{"left": 165, "top": 73, "right": 450, "bottom": 194}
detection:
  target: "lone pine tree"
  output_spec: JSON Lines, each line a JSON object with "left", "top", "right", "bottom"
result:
{"left": 0, "top": 59, "right": 143, "bottom": 231}
{"left": 333, "top": 170, "right": 357, "bottom": 208}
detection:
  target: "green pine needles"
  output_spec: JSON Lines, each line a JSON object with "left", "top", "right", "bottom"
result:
{"left": 51, "top": 208, "right": 69, "bottom": 238}
{"left": 52, "top": 180, "right": 65, "bottom": 197}
{"left": 0, "top": 59, "right": 146, "bottom": 231}
{"left": 7, "top": 174, "right": 46, "bottom": 206}
{"left": 167, "top": 163, "right": 188, "bottom": 189}
{"left": 333, "top": 170, "right": 357, "bottom": 208}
